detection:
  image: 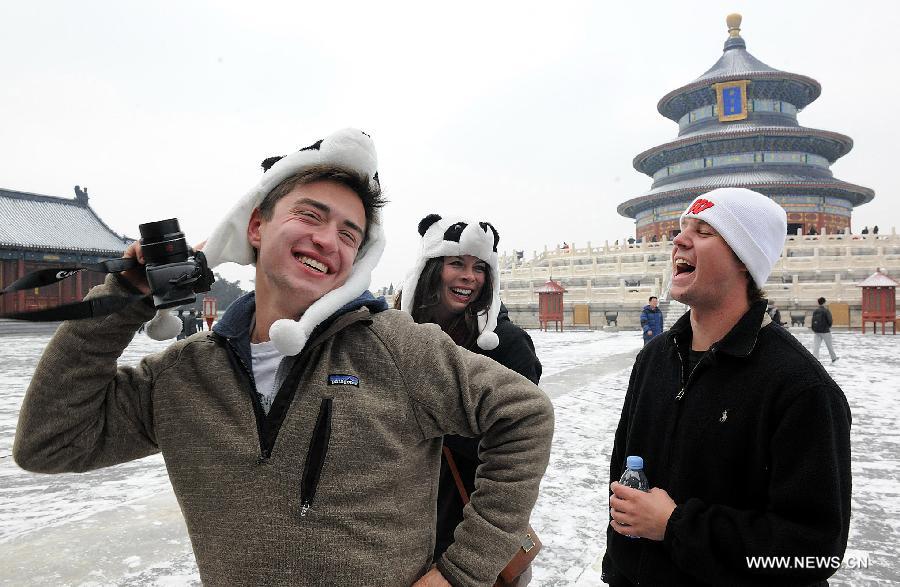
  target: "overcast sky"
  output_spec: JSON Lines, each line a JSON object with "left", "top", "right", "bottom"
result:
{"left": 2, "top": 1, "right": 897, "bottom": 290}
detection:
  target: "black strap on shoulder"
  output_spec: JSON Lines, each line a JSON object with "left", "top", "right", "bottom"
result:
{"left": 0, "top": 256, "right": 146, "bottom": 321}
{"left": 1, "top": 294, "right": 146, "bottom": 321}
{"left": 0, "top": 257, "right": 139, "bottom": 295}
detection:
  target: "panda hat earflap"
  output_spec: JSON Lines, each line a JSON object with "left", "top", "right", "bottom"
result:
{"left": 143, "top": 128, "right": 384, "bottom": 356}
{"left": 400, "top": 214, "right": 501, "bottom": 350}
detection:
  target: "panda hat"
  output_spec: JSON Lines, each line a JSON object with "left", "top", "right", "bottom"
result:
{"left": 400, "top": 214, "right": 501, "bottom": 351}
{"left": 144, "top": 128, "right": 384, "bottom": 356}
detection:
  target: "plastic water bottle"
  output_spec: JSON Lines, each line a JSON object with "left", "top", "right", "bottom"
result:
{"left": 619, "top": 455, "right": 650, "bottom": 492}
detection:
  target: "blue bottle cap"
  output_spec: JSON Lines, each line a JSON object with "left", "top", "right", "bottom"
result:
{"left": 626, "top": 456, "right": 644, "bottom": 470}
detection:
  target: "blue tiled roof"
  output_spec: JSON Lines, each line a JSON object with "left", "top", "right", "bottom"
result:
{"left": 693, "top": 36, "right": 780, "bottom": 82}
{"left": 657, "top": 34, "right": 821, "bottom": 121}
{"left": 0, "top": 188, "right": 129, "bottom": 254}
{"left": 618, "top": 169, "right": 875, "bottom": 218}
{"left": 633, "top": 125, "right": 855, "bottom": 175}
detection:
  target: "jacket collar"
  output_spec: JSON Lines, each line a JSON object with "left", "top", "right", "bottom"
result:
{"left": 213, "top": 290, "right": 388, "bottom": 362}
{"left": 667, "top": 299, "right": 770, "bottom": 358}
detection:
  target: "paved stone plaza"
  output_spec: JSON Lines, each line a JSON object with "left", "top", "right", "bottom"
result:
{"left": 1, "top": 326, "right": 897, "bottom": 585}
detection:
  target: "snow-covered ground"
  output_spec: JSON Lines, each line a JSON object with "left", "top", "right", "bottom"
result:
{"left": 1, "top": 326, "right": 897, "bottom": 585}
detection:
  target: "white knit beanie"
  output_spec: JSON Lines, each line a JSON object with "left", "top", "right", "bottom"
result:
{"left": 680, "top": 187, "right": 787, "bottom": 287}
{"left": 400, "top": 214, "right": 501, "bottom": 350}
{"left": 144, "top": 128, "right": 384, "bottom": 355}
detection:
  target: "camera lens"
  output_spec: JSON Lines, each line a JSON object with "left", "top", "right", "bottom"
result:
{"left": 139, "top": 218, "right": 190, "bottom": 265}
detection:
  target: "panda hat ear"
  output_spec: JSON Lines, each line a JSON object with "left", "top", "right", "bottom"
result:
{"left": 479, "top": 221, "right": 500, "bottom": 252}
{"left": 400, "top": 214, "right": 503, "bottom": 350}
{"left": 260, "top": 156, "right": 285, "bottom": 172}
{"left": 418, "top": 214, "right": 442, "bottom": 236}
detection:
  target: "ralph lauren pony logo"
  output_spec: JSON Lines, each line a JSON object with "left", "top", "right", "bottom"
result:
{"left": 328, "top": 374, "right": 359, "bottom": 387}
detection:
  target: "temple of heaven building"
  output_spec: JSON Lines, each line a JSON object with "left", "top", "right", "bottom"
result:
{"left": 618, "top": 14, "right": 875, "bottom": 240}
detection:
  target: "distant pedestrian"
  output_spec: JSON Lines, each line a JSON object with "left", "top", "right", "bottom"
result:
{"left": 175, "top": 309, "right": 187, "bottom": 340}
{"left": 640, "top": 296, "right": 663, "bottom": 345}
{"left": 807, "top": 225, "right": 817, "bottom": 235}
{"left": 811, "top": 296, "right": 839, "bottom": 362}
{"left": 179, "top": 309, "right": 199, "bottom": 340}
{"left": 873, "top": 225, "right": 879, "bottom": 235}
{"left": 766, "top": 302, "right": 783, "bottom": 326}
{"left": 861, "top": 226, "right": 869, "bottom": 235}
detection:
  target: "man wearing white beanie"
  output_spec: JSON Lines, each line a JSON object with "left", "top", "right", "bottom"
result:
{"left": 15, "top": 129, "right": 554, "bottom": 587}
{"left": 604, "top": 188, "right": 852, "bottom": 586}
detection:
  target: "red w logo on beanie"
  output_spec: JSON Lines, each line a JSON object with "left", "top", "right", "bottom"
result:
{"left": 688, "top": 199, "right": 715, "bottom": 214}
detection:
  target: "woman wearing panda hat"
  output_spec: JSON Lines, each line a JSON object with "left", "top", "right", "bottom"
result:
{"left": 397, "top": 214, "right": 542, "bottom": 581}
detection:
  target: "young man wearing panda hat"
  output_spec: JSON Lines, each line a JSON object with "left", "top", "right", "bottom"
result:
{"left": 15, "top": 129, "right": 554, "bottom": 587}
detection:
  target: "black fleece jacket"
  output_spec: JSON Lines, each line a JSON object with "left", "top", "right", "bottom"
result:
{"left": 434, "top": 305, "right": 542, "bottom": 560}
{"left": 603, "top": 301, "right": 852, "bottom": 586}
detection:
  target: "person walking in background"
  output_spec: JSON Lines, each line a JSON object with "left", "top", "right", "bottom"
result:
{"left": 186, "top": 309, "right": 200, "bottom": 336}
{"left": 175, "top": 309, "right": 187, "bottom": 340}
{"left": 766, "top": 301, "right": 783, "bottom": 326}
{"left": 639, "top": 296, "right": 663, "bottom": 345}
{"left": 811, "top": 296, "right": 839, "bottom": 363}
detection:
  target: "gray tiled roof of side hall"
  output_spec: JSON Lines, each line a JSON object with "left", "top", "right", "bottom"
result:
{"left": 0, "top": 188, "right": 129, "bottom": 253}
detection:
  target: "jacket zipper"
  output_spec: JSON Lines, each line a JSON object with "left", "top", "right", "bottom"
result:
{"left": 300, "top": 397, "right": 333, "bottom": 517}
{"left": 221, "top": 336, "right": 270, "bottom": 461}
{"left": 674, "top": 339, "right": 715, "bottom": 401}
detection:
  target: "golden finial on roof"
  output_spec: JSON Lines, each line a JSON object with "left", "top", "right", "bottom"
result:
{"left": 726, "top": 13, "right": 742, "bottom": 38}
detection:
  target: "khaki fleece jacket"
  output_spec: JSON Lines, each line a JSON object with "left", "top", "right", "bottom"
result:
{"left": 14, "top": 277, "right": 554, "bottom": 587}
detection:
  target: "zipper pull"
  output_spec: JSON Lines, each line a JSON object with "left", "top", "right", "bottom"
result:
{"left": 676, "top": 388, "right": 685, "bottom": 401}
{"left": 300, "top": 501, "right": 311, "bottom": 517}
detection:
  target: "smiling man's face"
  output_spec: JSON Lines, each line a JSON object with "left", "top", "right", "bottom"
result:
{"left": 248, "top": 180, "right": 366, "bottom": 318}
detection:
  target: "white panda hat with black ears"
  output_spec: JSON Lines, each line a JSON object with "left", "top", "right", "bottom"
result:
{"left": 400, "top": 214, "right": 501, "bottom": 351}
{"left": 144, "top": 128, "right": 384, "bottom": 356}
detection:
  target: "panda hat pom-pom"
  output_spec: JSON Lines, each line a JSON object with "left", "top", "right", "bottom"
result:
{"left": 142, "top": 128, "right": 384, "bottom": 357}
{"left": 145, "top": 310, "right": 184, "bottom": 340}
{"left": 400, "top": 214, "right": 502, "bottom": 351}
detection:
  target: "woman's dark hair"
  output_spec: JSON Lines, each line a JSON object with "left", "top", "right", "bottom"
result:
{"left": 394, "top": 256, "right": 493, "bottom": 349}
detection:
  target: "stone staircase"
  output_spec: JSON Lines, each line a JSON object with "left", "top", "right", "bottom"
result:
{"left": 661, "top": 299, "right": 688, "bottom": 331}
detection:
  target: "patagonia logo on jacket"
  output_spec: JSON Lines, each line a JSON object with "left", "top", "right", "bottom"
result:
{"left": 328, "top": 374, "right": 360, "bottom": 387}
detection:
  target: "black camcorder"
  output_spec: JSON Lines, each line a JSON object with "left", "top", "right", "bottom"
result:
{"left": 139, "top": 218, "right": 215, "bottom": 309}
